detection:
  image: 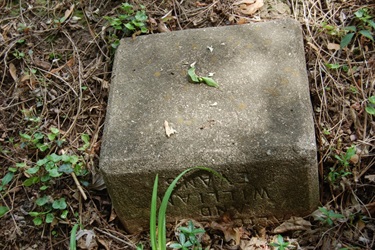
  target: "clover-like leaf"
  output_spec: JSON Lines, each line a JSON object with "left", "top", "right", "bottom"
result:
{"left": 52, "top": 198, "right": 67, "bottom": 210}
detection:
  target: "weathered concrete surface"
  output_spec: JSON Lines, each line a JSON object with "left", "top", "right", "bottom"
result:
{"left": 100, "top": 19, "right": 319, "bottom": 232}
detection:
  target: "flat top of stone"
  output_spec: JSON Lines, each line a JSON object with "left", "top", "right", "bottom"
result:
{"left": 101, "top": 18, "right": 316, "bottom": 173}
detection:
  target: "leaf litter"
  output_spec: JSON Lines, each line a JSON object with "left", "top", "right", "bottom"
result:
{"left": 0, "top": 0, "right": 374, "bottom": 249}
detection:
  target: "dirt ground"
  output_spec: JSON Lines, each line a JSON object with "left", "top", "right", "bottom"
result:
{"left": 0, "top": 0, "right": 374, "bottom": 249}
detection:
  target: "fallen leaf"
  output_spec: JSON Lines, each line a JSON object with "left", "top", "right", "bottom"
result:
{"left": 327, "top": 43, "right": 340, "bottom": 50}
{"left": 211, "top": 221, "right": 237, "bottom": 243}
{"left": 240, "top": 237, "right": 268, "bottom": 250}
{"left": 63, "top": 4, "right": 75, "bottom": 22}
{"left": 157, "top": 22, "right": 171, "bottom": 33}
{"left": 76, "top": 229, "right": 98, "bottom": 250}
{"left": 273, "top": 216, "right": 311, "bottom": 233}
{"left": 164, "top": 120, "right": 177, "bottom": 137}
{"left": 234, "top": 0, "right": 264, "bottom": 15}
{"left": 365, "top": 175, "right": 375, "bottom": 182}
{"left": 9, "top": 63, "right": 18, "bottom": 82}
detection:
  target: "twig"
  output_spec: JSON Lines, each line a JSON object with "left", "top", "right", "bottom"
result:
{"left": 71, "top": 172, "right": 87, "bottom": 200}
{"left": 94, "top": 227, "right": 136, "bottom": 248}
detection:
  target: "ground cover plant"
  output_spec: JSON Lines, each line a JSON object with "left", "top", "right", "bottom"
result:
{"left": 0, "top": 0, "right": 374, "bottom": 249}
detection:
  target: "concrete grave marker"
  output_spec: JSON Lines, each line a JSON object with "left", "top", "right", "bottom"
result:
{"left": 100, "top": 19, "right": 319, "bottom": 232}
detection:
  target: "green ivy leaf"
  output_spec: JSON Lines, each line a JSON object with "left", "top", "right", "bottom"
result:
{"left": 37, "top": 143, "right": 49, "bottom": 152}
{"left": 0, "top": 206, "right": 9, "bottom": 217}
{"left": 58, "top": 163, "right": 73, "bottom": 174}
{"left": 46, "top": 213, "right": 54, "bottom": 223}
{"left": 365, "top": 106, "right": 375, "bottom": 115}
{"left": 368, "top": 96, "right": 375, "bottom": 104}
{"left": 36, "top": 196, "right": 49, "bottom": 206}
{"left": 26, "top": 165, "right": 40, "bottom": 175}
{"left": 1, "top": 172, "right": 14, "bottom": 186}
{"left": 125, "top": 22, "right": 135, "bottom": 31}
{"left": 50, "top": 127, "right": 59, "bottom": 134}
{"left": 201, "top": 77, "right": 219, "bottom": 88}
{"left": 36, "top": 158, "right": 49, "bottom": 166}
{"left": 33, "top": 217, "right": 43, "bottom": 226}
{"left": 48, "top": 153, "right": 62, "bottom": 163}
{"left": 47, "top": 133, "right": 57, "bottom": 141}
{"left": 23, "top": 176, "right": 40, "bottom": 187}
{"left": 19, "top": 133, "right": 32, "bottom": 140}
{"left": 340, "top": 33, "right": 355, "bottom": 48}
{"left": 61, "top": 210, "right": 68, "bottom": 219}
{"left": 48, "top": 168, "right": 62, "bottom": 178}
{"left": 52, "top": 198, "right": 67, "bottom": 210}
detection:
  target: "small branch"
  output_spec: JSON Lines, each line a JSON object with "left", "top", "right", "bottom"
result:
{"left": 71, "top": 172, "right": 87, "bottom": 200}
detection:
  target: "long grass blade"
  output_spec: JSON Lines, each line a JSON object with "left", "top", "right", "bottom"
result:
{"left": 157, "top": 166, "right": 225, "bottom": 249}
{"left": 150, "top": 174, "right": 159, "bottom": 250}
{"left": 69, "top": 223, "right": 79, "bottom": 250}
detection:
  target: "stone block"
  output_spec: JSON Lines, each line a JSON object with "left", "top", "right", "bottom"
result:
{"left": 100, "top": 19, "right": 319, "bottom": 232}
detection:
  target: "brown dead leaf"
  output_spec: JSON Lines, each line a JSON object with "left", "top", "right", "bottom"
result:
{"left": 365, "top": 175, "right": 375, "bottom": 182}
{"left": 211, "top": 221, "right": 238, "bottom": 243}
{"left": 164, "top": 120, "right": 177, "bottom": 137}
{"left": 240, "top": 237, "right": 268, "bottom": 250}
{"left": 9, "top": 63, "right": 18, "bottom": 82}
{"left": 327, "top": 43, "right": 340, "bottom": 51}
{"left": 64, "top": 4, "right": 75, "bottom": 22}
{"left": 158, "top": 22, "right": 171, "bottom": 33}
{"left": 273, "top": 216, "right": 311, "bottom": 233}
{"left": 234, "top": 0, "right": 264, "bottom": 15}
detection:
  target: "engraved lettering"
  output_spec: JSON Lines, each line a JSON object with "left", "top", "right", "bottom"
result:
{"left": 201, "top": 207, "right": 211, "bottom": 216}
{"left": 254, "top": 187, "right": 270, "bottom": 199}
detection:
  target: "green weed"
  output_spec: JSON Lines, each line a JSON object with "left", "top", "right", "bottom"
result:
{"left": 169, "top": 220, "right": 205, "bottom": 250}
{"left": 29, "top": 196, "right": 68, "bottom": 225}
{"left": 316, "top": 207, "right": 344, "bottom": 226}
{"left": 365, "top": 96, "right": 375, "bottom": 115}
{"left": 335, "top": 145, "right": 356, "bottom": 167}
{"left": 104, "top": 3, "right": 148, "bottom": 49}
{"left": 340, "top": 8, "right": 375, "bottom": 48}
{"left": 150, "top": 166, "right": 224, "bottom": 250}
{"left": 328, "top": 146, "right": 356, "bottom": 184}
{"left": 270, "top": 235, "right": 291, "bottom": 250}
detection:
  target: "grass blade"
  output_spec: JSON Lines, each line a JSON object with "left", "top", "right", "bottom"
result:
{"left": 150, "top": 174, "right": 158, "bottom": 250}
{"left": 157, "top": 166, "right": 225, "bottom": 249}
{"left": 69, "top": 223, "right": 79, "bottom": 250}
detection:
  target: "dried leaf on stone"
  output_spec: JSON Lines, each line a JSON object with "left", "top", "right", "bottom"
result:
{"left": 164, "top": 120, "right": 177, "bottom": 137}
{"left": 234, "top": 0, "right": 264, "bottom": 15}
{"left": 273, "top": 216, "right": 311, "bottom": 233}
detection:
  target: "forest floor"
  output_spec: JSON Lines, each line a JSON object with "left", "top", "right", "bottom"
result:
{"left": 0, "top": 0, "right": 374, "bottom": 249}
